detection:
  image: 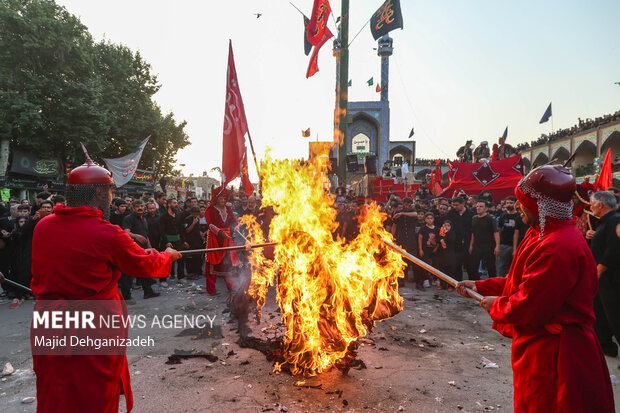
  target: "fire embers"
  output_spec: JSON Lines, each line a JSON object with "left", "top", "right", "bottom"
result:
{"left": 243, "top": 153, "right": 405, "bottom": 376}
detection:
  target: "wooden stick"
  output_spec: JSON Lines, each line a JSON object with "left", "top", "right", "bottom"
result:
{"left": 380, "top": 238, "right": 484, "bottom": 302}
{"left": 0, "top": 277, "right": 33, "bottom": 295}
{"left": 180, "top": 242, "right": 277, "bottom": 256}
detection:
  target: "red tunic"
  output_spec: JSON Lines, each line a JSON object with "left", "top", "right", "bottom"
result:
{"left": 30, "top": 205, "right": 173, "bottom": 413}
{"left": 431, "top": 167, "right": 443, "bottom": 196}
{"left": 476, "top": 218, "right": 614, "bottom": 412}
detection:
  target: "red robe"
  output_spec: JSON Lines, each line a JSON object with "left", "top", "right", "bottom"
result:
{"left": 30, "top": 205, "right": 173, "bottom": 413}
{"left": 431, "top": 166, "right": 443, "bottom": 196}
{"left": 205, "top": 205, "right": 238, "bottom": 293}
{"left": 476, "top": 218, "right": 614, "bottom": 412}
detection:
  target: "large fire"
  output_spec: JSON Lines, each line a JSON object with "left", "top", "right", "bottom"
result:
{"left": 243, "top": 151, "right": 405, "bottom": 377}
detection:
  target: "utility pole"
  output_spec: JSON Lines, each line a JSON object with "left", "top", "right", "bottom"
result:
{"left": 336, "top": 0, "right": 349, "bottom": 185}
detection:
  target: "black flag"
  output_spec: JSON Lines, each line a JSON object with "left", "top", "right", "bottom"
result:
{"left": 408, "top": 127, "right": 414, "bottom": 138}
{"left": 539, "top": 102, "right": 552, "bottom": 124}
{"left": 501, "top": 126, "right": 508, "bottom": 140}
{"left": 303, "top": 15, "right": 313, "bottom": 56}
{"left": 370, "top": 0, "right": 404, "bottom": 41}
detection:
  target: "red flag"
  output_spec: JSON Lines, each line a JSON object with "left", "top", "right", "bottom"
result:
{"left": 376, "top": 83, "right": 382, "bottom": 92}
{"left": 222, "top": 40, "right": 254, "bottom": 196}
{"left": 594, "top": 148, "right": 613, "bottom": 191}
{"left": 306, "top": 0, "right": 332, "bottom": 46}
{"left": 306, "top": 28, "right": 333, "bottom": 78}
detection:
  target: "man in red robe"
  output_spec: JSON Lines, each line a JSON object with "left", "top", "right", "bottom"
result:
{"left": 30, "top": 159, "right": 181, "bottom": 413}
{"left": 430, "top": 160, "right": 443, "bottom": 196}
{"left": 205, "top": 186, "right": 239, "bottom": 295}
{"left": 456, "top": 165, "right": 614, "bottom": 412}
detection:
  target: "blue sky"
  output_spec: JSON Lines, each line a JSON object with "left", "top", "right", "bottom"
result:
{"left": 55, "top": 0, "right": 620, "bottom": 179}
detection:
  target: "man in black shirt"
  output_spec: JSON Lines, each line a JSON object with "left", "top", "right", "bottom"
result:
{"left": 588, "top": 191, "right": 620, "bottom": 356}
{"left": 123, "top": 199, "right": 159, "bottom": 299}
{"left": 393, "top": 197, "right": 423, "bottom": 289}
{"left": 497, "top": 196, "right": 521, "bottom": 276}
{"left": 184, "top": 206, "right": 204, "bottom": 279}
{"left": 469, "top": 200, "right": 499, "bottom": 280}
{"left": 154, "top": 191, "right": 167, "bottom": 217}
{"left": 447, "top": 197, "right": 476, "bottom": 281}
{"left": 109, "top": 198, "right": 127, "bottom": 227}
{"left": 160, "top": 198, "right": 188, "bottom": 284}
{"left": 434, "top": 203, "right": 449, "bottom": 228}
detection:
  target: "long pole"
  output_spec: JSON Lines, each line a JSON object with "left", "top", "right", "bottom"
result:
{"left": 381, "top": 238, "right": 484, "bottom": 302}
{"left": 246, "top": 130, "right": 262, "bottom": 189}
{"left": 0, "top": 277, "right": 33, "bottom": 295}
{"left": 180, "top": 242, "right": 277, "bottom": 256}
{"left": 337, "top": 0, "right": 350, "bottom": 186}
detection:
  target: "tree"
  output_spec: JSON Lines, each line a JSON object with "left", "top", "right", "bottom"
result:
{"left": 0, "top": 0, "right": 190, "bottom": 179}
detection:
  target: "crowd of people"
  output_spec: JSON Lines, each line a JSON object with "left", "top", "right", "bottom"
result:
{"left": 0, "top": 188, "right": 269, "bottom": 308}
{"left": 456, "top": 137, "right": 517, "bottom": 163}
{"left": 516, "top": 110, "right": 620, "bottom": 151}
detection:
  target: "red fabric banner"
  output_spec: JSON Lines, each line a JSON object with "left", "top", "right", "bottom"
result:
{"left": 594, "top": 148, "right": 612, "bottom": 191}
{"left": 443, "top": 155, "right": 524, "bottom": 201}
{"left": 222, "top": 41, "right": 254, "bottom": 196}
{"left": 306, "top": 27, "right": 333, "bottom": 78}
{"left": 306, "top": 0, "right": 332, "bottom": 46}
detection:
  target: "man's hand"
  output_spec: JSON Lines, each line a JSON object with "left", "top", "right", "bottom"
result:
{"left": 597, "top": 264, "right": 607, "bottom": 278}
{"left": 182, "top": 242, "right": 189, "bottom": 249}
{"left": 419, "top": 250, "right": 424, "bottom": 258}
{"left": 209, "top": 224, "right": 220, "bottom": 234}
{"left": 1, "top": 229, "right": 10, "bottom": 238}
{"left": 494, "top": 245, "right": 500, "bottom": 257}
{"left": 33, "top": 211, "right": 41, "bottom": 221}
{"left": 166, "top": 242, "right": 172, "bottom": 249}
{"left": 134, "top": 234, "right": 147, "bottom": 245}
{"left": 393, "top": 213, "right": 401, "bottom": 219}
{"left": 468, "top": 245, "right": 473, "bottom": 255}
{"left": 456, "top": 280, "right": 477, "bottom": 298}
{"left": 480, "top": 296, "right": 498, "bottom": 313}
{"left": 165, "top": 247, "right": 182, "bottom": 261}
{"left": 585, "top": 229, "right": 595, "bottom": 240}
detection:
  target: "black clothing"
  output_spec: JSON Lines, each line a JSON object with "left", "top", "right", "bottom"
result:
{"left": 447, "top": 208, "right": 476, "bottom": 280}
{"left": 419, "top": 225, "right": 439, "bottom": 255}
{"left": 393, "top": 209, "right": 420, "bottom": 282}
{"left": 159, "top": 212, "right": 185, "bottom": 243}
{"left": 436, "top": 229, "right": 456, "bottom": 286}
{"left": 145, "top": 214, "right": 162, "bottom": 250}
{"left": 591, "top": 211, "right": 620, "bottom": 355}
{"left": 122, "top": 213, "right": 149, "bottom": 248}
{"left": 590, "top": 211, "right": 620, "bottom": 270}
{"left": 184, "top": 215, "right": 203, "bottom": 248}
{"left": 471, "top": 214, "right": 498, "bottom": 251}
{"left": 498, "top": 212, "right": 520, "bottom": 246}
{"left": 109, "top": 212, "right": 126, "bottom": 227}
{"left": 456, "top": 145, "right": 473, "bottom": 163}
{"left": 470, "top": 250, "right": 497, "bottom": 280}
{"left": 434, "top": 214, "right": 448, "bottom": 228}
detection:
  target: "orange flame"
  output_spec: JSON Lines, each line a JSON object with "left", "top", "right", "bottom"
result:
{"left": 245, "top": 150, "right": 405, "bottom": 376}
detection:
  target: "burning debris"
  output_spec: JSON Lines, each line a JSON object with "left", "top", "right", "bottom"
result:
{"left": 241, "top": 152, "right": 406, "bottom": 376}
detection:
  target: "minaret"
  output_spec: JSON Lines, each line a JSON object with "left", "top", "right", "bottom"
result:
{"left": 377, "top": 35, "right": 393, "bottom": 102}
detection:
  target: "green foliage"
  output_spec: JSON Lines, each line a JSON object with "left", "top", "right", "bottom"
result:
{"left": 0, "top": 0, "right": 190, "bottom": 178}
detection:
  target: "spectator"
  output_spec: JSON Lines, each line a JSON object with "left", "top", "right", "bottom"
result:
{"left": 109, "top": 198, "right": 127, "bottom": 227}
{"left": 154, "top": 191, "right": 167, "bottom": 216}
{"left": 469, "top": 200, "right": 500, "bottom": 280}
{"left": 435, "top": 203, "right": 449, "bottom": 227}
{"left": 392, "top": 197, "right": 421, "bottom": 289}
{"left": 436, "top": 220, "right": 456, "bottom": 291}
{"left": 145, "top": 202, "right": 167, "bottom": 288}
{"left": 497, "top": 196, "right": 521, "bottom": 276}
{"left": 418, "top": 212, "right": 439, "bottom": 288}
{"left": 184, "top": 206, "right": 203, "bottom": 279}
{"left": 160, "top": 198, "right": 188, "bottom": 284}
{"left": 123, "top": 200, "right": 159, "bottom": 299}
{"left": 456, "top": 140, "right": 474, "bottom": 163}
{"left": 473, "top": 141, "right": 490, "bottom": 162}
{"left": 447, "top": 197, "right": 476, "bottom": 281}
{"left": 587, "top": 191, "right": 620, "bottom": 356}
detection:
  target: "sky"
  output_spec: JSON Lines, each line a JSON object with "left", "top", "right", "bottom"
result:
{"left": 55, "top": 0, "right": 620, "bottom": 181}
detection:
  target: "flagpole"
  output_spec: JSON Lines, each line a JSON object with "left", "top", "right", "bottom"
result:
{"left": 337, "top": 0, "right": 350, "bottom": 185}
{"left": 246, "top": 130, "right": 262, "bottom": 188}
